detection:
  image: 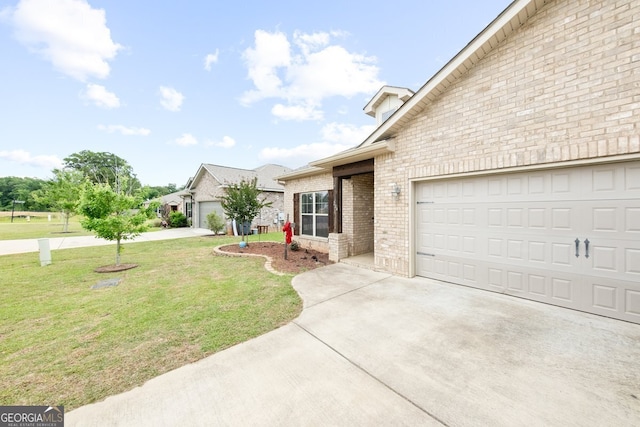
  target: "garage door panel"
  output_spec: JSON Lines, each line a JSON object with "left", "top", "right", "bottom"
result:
{"left": 587, "top": 277, "right": 640, "bottom": 323}
{"left": 626, "top": 207, "right": 640, "bottom": 232}
{"left": 626, "top": 249, "right": 640, "bottom": 274}
{"left": 415, "top": 160, "right": 640, "bottom": 324}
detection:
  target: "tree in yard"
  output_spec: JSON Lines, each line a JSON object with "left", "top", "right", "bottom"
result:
{"left": 78, "top": 181, "right": 157, "bottom": 266}
{"left": 32, "top": 169, "right": 85, "bottom": 232}
{"left": 219, "top": 178, "right": 271, "bottom": 243}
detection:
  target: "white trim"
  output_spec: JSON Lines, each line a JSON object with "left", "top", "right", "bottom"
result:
{"left": 408, "top": 153, "right": 640, "bottom": 184}
{"left": 309, "top": 139, "right": 395, "bottom": 169}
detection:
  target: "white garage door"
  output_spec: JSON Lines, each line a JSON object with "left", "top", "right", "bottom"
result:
{"left": 416, "top": 161, "right": 640, "bottom": 324}
{"left": 198, "top": 201, "right": 224, "bottom": 229}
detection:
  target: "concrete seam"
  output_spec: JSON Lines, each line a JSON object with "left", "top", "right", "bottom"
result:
{"left": 292, "top": 321, "right": 449, "bottom": 426}
{"left": 299, "top": 274, "right": 393, "bottom": 310}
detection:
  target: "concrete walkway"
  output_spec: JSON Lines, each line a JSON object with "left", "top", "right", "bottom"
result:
{"left": 65, "top": 263, "right": 640, "bottom": 426}
{"left": 0, "top": 227, "right": 214, "bottom": 256}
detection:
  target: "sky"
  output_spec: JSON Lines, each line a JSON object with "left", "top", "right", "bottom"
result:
{"left": 0, "top": 0, "right": 514, "bottom": 187}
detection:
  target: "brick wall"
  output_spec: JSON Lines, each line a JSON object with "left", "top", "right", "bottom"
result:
{"left": 374, "top": 0, "right": 640, "bottom": 275}
{"left": 350, "top": 173, "right": 374, "bottom": 255}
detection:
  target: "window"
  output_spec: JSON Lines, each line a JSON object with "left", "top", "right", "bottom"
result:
{"left": 301, "top": 191, "right": 329, "bottom": 238}
{"left": 185, "top": 201, "right": 192, "bottom": 218}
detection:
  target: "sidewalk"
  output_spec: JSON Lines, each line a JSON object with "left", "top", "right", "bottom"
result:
{"left": 0, "top": 228, "right": 214, "bottom": 256}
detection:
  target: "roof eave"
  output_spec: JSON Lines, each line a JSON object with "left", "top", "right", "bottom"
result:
{"left": 362, "top": 0, "right": 546, "bottom": 145}
{"left": 276, "top": 166, "right": 326, "bottom": 182}
{"left": 309, "top": 139, "right": 396, "bottom": 170}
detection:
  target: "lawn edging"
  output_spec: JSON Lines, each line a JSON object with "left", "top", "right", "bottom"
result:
{"left": 213, "top": 241, "right": 286, "bottom": 276}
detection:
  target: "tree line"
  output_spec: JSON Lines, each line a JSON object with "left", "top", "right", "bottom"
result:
{"left": 0, "top": 150, "right": 178, "bottom": 211}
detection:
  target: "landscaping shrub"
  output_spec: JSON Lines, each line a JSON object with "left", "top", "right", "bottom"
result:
{"left": 168, "top": 211, "right": 188, "bottom": 228}
{"left": 206, "top": 211, "right": 226, "bottom": 235}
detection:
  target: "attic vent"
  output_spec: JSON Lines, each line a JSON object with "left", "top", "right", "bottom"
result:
{"left": 381, "top": 108, "right": 396, "bottom": 122}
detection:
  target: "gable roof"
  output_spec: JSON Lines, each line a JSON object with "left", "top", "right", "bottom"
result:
{"left": 363, "top": 86, "right": 415, "bottom": 118}
{"left": 189, "top": 163, "right": 292, "bottom": 192}
{"left": 304, "top": 0, "right": 548, "bottom": 171}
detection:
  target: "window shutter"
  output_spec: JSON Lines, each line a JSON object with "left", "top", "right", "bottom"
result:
{"left": 327, "top": 189, "right": 334, "bottom": 234}
{"left": 293, "top": 193, "right": 300, "bottom": 235}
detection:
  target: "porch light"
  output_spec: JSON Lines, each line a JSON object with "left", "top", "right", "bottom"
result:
{"left": 391, "top": 183, "right": 401, "bottom": 198}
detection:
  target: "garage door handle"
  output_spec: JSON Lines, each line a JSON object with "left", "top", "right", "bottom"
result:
{"left": 584, "top": 239, "right": 590, "bottom": 258}
{"left": 575, "top": 238, "right": 580, "bottom": 258}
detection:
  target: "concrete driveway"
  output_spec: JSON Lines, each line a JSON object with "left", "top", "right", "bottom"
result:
{"left": 67, "top": 263, "right": 640, "bottom": 426}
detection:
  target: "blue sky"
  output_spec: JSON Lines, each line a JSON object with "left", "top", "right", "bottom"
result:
{"left": 0, "top": 0, "right": 513, "bottom": 187}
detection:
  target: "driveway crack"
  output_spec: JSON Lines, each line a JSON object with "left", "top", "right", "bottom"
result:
{"left": 292, "top": 321, "right": 449, "bottom": 426}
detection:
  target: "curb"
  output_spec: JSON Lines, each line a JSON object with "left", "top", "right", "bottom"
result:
{"left": 213, "top": 242, "right": 287, "bottom": 276}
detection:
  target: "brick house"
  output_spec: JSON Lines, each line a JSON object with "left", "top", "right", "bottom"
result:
{"left": 186, "top": 163, "right": 291, "bottom": 232}
{"left": 277, "top": 0, "right": 640, "bottom": 324}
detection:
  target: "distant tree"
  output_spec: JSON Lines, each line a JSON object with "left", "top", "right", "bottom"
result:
{"left": 63, "top": 150, "right": 141, "bottom": 194}
{"left": 78, "top": 181, "right": 156, "bottom": 266}
{"left": 0, "top": 176, "right": 47, "bottom": 211}
{"left": 137, "top": 184, "right": 181, "bottom": 201}
{"left": 32, "top": 169, "right": 85, "bottom": 232}
{"left": 219, "top": 178, "right": 271, "bottom": 243}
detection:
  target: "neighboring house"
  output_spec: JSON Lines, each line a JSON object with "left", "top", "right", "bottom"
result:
{"left": 186, "top": 163, "right": 291, "bottom": 231}
{"left": 159, "top": 189, "right": 191, "bottom": 217}
{"left": 278, "top": 0, "right": 640, "bottom": 324}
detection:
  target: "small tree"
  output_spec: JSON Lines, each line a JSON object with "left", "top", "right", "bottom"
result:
{"left": 206, "top": 211, "right": 226, "bottom": 235}
{"left": 78, "top": 181, "right": 155, "bottom": 266}
{"left": 33, "top": 169, "right": 85, "bottom": 232}
{"left": 220, "top": 178, "right": 271, "bottom": 243}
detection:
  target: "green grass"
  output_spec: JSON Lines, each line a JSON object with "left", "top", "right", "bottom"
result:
{"left": 0, "top": 213, "right": 165, "bottom": 240}
{"left": 0, "top": 234, "right": 302, "bottom": 410}
{"left": 0, "top": 213, "right": 92, "bottom": 240}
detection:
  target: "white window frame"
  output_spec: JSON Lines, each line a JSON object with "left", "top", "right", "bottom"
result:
{"left": 300, "top": 191, "right": 329, "bottom": 238}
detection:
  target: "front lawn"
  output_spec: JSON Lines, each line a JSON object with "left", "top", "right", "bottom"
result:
{"left": 0, "top": 235, "right": 302, "bottom": 410}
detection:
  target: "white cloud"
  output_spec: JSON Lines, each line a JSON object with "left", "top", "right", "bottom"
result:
{"left": 320, "top": 122, "right": 375, "bottom": 144}
{"left": 0, "top": 149, "right": 63, "bottom": 169}
{"left": 83, "top": 83, "right": 120, "bottom": 108}
{"left": 241, "top": 30, "right": 291, "bottom": 105}
{"left": 271, "top": 103, "right": 323, "bottom": 121}
{"left": 260, "top": 142, "right": 353, "bottom": 166}
{"left": 204, "top": 49, "right": 219, "bottom": 71}
{"left": 175, "top": 133, "right": 197, "bottom": 146}
{"left": 259, "top": 122, "right": 374, "bottom": 166}
{"left": 205, "top": 136, "right": 236, "bottom": 148}
{"left": 160, "top": 86, "right": 184, "bottom": 112}
{"left": 241, "top": 29, "right": 383, "bottom": 121}
{"left": 97, "top": 124, "right": 150, "bottom": 136}
{"left": 7, "top": 0, "right": 122, "bottom": 81}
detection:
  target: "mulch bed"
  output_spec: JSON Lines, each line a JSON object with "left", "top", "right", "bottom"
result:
{"left": 217, "top": 242, "right": 331, "bottom": 274}
{"left": 94, "top": 263, "right": 138, "bottom": 273}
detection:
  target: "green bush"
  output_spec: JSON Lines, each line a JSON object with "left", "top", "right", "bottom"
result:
{"left": 206, "top": 211, "right": 226, "bottom": 235}
{"left": 168, "top": 211, "right": 188, "bottom": 228}
{"left": 290, "top": 240, "right": 300, "bottom": 251}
